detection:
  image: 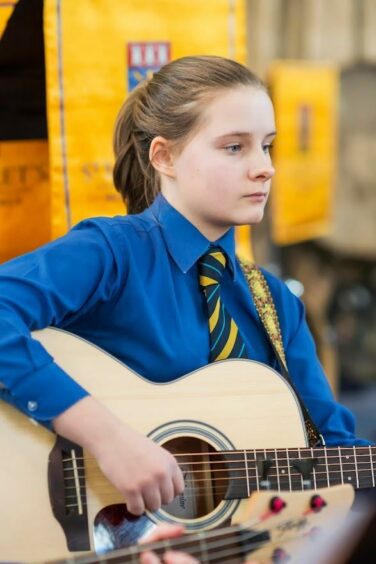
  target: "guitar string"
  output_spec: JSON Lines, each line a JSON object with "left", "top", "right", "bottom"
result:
{"left": 59, "top": 450, "right": 374, "bottom": 500}
{"left": 63, "top": 447, "right": 375, "bottom": 464}
{"left": 61, "top": 467, "right": 374, "bottom": 490}
{"left": 61, "top": 483, "right": 367, "bottom": 505}
{"left": 61, "top": 469, "right": 368, "bottom": 504}
{"left": 61, "top": 458, "right": 375, "bottom": 475}
{"left": 61, "top": 463, "right": 371, "bottom": 501}
{"left": 61, "top": 468, "right": 373, "bottom": 501}
{"left": 62, "top": 458, "right": 375, "bottom": 476}
{"left": 61, "top": 464, "right": 374, "bottom": 481}
{"left": 61, "top": 467, "right": 373, "bottom": 493}
{"left": 61, "top": 456, "right": 375, "bottom": 492}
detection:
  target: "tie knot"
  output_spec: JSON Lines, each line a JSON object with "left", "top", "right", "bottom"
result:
{"left": 198, "top": 247, "right": 227, "bottom": 289}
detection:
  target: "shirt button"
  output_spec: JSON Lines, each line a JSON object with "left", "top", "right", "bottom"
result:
{"left": 27, "top": 400, "right": 38, "bottom": 412}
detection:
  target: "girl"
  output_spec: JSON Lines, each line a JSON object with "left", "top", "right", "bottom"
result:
{"left": 0, "top": 56, "right": 370, "bottom": 526}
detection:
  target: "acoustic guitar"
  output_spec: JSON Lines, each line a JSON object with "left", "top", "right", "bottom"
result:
{"left": 0, "top": 328, "right": 374, "bottom": 561}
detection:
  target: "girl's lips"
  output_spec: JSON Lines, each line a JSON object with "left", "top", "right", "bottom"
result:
{"left": 244, "top": 192, "right": 267, "bottom": 200}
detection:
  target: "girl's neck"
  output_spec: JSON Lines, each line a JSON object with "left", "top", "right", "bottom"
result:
{"left": 161, "top": 191, "right": 231, "bottom": 242}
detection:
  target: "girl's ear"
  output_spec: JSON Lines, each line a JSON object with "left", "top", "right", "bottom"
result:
{"left": 149, "top": 136, "right": 176, "bottom": 178}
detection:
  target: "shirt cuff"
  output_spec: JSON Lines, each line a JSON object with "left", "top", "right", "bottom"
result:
{"left": 6, "top": 361, "right": 89, "bottom": 427}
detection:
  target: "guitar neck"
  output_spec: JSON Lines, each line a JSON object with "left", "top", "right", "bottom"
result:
{"left": 222, "top": 445, "right": 376, "bottom": 497}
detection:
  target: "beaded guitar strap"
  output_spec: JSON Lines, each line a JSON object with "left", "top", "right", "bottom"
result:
{"left": 239, "top": 257, "right": 324, "bottom": 447}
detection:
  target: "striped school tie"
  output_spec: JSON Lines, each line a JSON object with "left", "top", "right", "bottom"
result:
{"left": 199, "top": 247, "right": 248, "bottom": 362}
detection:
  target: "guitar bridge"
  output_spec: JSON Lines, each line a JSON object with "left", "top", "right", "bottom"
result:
{"left": 48, "top": 436, "right": 90, "bottom": 551}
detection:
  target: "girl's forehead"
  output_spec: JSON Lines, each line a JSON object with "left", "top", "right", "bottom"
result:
{"left": 200, "top": 86, "right": 275, "bottom": 135}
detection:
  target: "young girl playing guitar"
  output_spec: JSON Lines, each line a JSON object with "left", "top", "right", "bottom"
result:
{"left": 0, "top": 56, "right": 371, "bottom": 562}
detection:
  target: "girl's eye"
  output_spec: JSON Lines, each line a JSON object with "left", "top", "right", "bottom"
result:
{"left": 225, "top": 144, "right": 242, "bottom": 154}
{"left": 263, "top": 143, "right": 274, "bottom": 154}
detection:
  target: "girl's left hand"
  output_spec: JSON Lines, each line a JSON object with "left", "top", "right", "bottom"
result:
{"left": 138, "top": 523, "right": 259, "bottom": 564}
{"left": 139, "top": 524, "right": 199, "bottom": 564}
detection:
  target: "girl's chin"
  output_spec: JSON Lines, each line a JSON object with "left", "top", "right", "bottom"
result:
{"left": 236, "top": 209, "right": 265, "bottom": 226}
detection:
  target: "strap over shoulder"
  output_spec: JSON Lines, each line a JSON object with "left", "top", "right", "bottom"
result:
{"left": 238, "top": 256, "right": 324, "bottom": 447}
{"left": 238, "top": 257, "right": 287, "bottom": 371}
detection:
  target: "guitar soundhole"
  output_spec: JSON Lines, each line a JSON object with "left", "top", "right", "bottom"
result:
{"left": 92, "top": 437, "right": 230, "bottom": 551}
{"left": 162, "top": 436, "right": 229, "bottom": 519}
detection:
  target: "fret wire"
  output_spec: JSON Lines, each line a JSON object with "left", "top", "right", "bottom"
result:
{"left": 286, "top": 448, "right": 292, "bottom": 491}
{"left": 324, "top": 447, "right": 330, "bottom": 486}
{"left": 246, "top": 450, "right": 258, "bottom": 493}
{"left": 338, "top": 447, "right": 344, "bottom": 485}
{"left": 287, "top": 447, "right": 299, "bottom": 491}
{"left": 274, "top": 448, "right": 281, "bottom": 491}
{"left": 353, "top": 446, "right": 360, "bottom": 489}
{"left": 267, "top": 448, "right": 280, "bottom": 490}
{"left": 309, "top": 447, "right": 317, "bottom": 489}
{"left": 266, "top": 448, "right": 276, "bottom": 489}
{"left": 243, "top": 450, "right": 250, "bottom": 497}
{"left": 263, "top": 448, "right": 268, "bottom": 488}
{"left": 324, "top": 448, "right": 336, "bottom": 483}
{"left": 253, "top": 449, "right": 260, "bottom": 491}
{"left": 340, "top": 448, "right": 355, "bottom": 486}
{"left": 276, "top": 449, "right": 289, "bottom": 490}
{"left": 297, "top": 447, "right": 305, "bottom": 490}
{"left": 370, "top": 445, "right": 375, "bottom": 488}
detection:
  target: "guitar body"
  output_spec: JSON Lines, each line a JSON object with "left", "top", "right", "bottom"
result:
{"left": 0, "top": 328, "right": 308, "bottom": 561}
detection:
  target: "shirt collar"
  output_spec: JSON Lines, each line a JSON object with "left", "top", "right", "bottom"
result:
{"left": 147, "top": 194, "right": 237, "bottom": 279}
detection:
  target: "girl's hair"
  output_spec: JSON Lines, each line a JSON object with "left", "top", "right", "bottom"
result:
{"left": 113, "top": 55, "right": 265, "bottom": 214}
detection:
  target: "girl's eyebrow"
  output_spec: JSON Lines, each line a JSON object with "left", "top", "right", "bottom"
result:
{"left": 215, "top": 130, "right": 277, "bottom": 140}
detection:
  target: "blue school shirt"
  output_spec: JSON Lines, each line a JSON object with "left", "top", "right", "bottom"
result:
{"left": 0, "top": 194, "right": 369, "bottom": 445}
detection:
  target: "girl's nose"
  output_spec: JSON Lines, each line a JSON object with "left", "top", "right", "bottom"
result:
{"left": 247, "top": 161, "right": 275, "bottom": 182}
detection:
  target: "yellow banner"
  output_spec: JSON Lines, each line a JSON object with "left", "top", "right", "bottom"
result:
{"left": 269, "top": 62, "right": 339, "bottom": 245}
{"left": 0, "top": 140, "right": 50, "bottom": 263}
{"left": 43, "top": 0, "right": 251, "bottom": 257}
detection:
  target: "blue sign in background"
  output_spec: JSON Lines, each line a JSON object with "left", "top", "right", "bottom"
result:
{"left": 127, "top": 66, "right": 159, "bottom": 92}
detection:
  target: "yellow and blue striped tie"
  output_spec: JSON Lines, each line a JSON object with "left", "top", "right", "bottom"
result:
{"left": 199, "top": 248, "right": 248, "bottom": 362}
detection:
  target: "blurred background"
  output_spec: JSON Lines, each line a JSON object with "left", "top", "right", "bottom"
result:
{"left": 0, "top": 0, "right": 375, "bottom": 441}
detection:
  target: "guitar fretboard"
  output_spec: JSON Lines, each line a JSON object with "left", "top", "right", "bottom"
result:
{"left": 221, "top": 445, "right": 375, "bottom": 498}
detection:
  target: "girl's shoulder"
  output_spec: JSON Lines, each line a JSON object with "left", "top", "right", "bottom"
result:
{"left": 72, "top": 209, "right": 158, "bottom": 234}
{"left": 70, "top": 209, "right": 160, "bottom": 249}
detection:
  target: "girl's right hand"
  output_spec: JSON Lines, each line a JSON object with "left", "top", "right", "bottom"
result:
{"left": 53, "top": 396, "right": 185, "bottom": 515}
